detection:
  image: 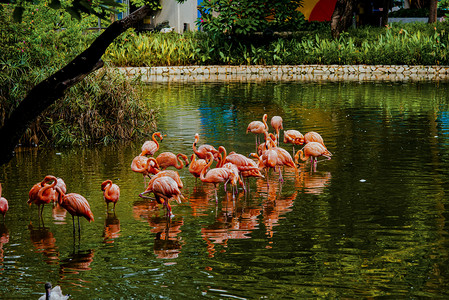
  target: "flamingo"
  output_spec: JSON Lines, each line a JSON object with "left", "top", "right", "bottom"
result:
{"left": 155, "top": 152, "right": 189, "bottom": 170}
{"left": 253, "top": 137, "right": 296, "bottom": 182}
{"left": 193, "top": 133, "right": 219, "bottom": 161}
{"left": 295, "top": 142, "right": 332, "bottom": 171}
{"left": 246, "top": 113, "right": 268, "bottom": 148}
{"left": 101, "top": 180, "right": 120, "bottom": 210}
{"left": 131, "top": 155, "right": 159, "bottom": 182}
{"left": 304, "top": 131, "right": 327, "bottom": 147}
{"left": 200, "top": 152, "right": 238, "bottom": 202}
{"left": 55, "top": 186, "right": 94, "bottom": 234}
{"left": 217, "top": 146, "right": 263, "bottom": 191}
{"left": 146, "top": 168, "right": 184, "bottom": 190}
{"left": 139, "top": 176, "right": 182, "bottom": 217}
{"left": 28, "top": 175, "right": 58, "bottom": 217}
{"left": 140, "top": 132, "right": 164, "bottom": 156}
{"left": 283, "top": 129, "right": 305, "bottom": 156}
{"left": 271, "top": 116, "right": 283, "bottom": 146}
{"left": 189, "top": 154, "right": 208, "bottom": 180}
{"left": 0, "top": 184, "right": 8, "bottom": 222}
{"left": 38, "top": 282, "right": 69, "bottom": 300}
{"left": 258, "top": 133, "right": 277, "bottom": 156}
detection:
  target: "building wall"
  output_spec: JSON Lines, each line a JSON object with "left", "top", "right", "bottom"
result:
{"left": 152, "top": 0, "right": 198, "bottom": 33}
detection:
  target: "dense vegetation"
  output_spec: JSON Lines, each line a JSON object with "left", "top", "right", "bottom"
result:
{"left": 105, "top": 21, "right": 449, "bottom": 66}
{"left": 2, "top": 2, "right": 449, "bottom": 147}
{"left": 0, "top": 3, "right": 156, "bottom": 147}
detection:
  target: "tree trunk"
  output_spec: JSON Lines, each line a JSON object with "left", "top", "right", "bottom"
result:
{"left": 380, "top": 0, "right": 390, "bottom": 27}
{"left": 331, "top": 0, "right": 356, "bottom": 39}
{"left": 428, "top": 0, "right": 438, "bottom": 23}
{"left": 0, "top": 5, "right": 154, "bottom": 166}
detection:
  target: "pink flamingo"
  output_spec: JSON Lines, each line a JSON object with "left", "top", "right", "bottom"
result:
{"left": 140, "top": 132, "right": 164, "bottom": 156}
{"left": 101, "top": 180, "right": 120, "bottom": 210}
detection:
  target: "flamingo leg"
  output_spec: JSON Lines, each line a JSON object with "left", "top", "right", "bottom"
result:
{"left": 72, "top": 215, "right": 76, "bottom": 234}
{"left": 214, "top": 184, "right": 218, "bottom": 204}
{"left": 78, "top": 216, "right": 81, "bottom": 235}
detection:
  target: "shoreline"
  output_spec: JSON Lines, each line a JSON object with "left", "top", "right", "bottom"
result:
{"left": 115, "top": 65, "right": 449, "bottom": 82}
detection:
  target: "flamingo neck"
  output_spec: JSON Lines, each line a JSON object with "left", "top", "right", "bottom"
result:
{"left": 262, "top": 114, "right": 268, "bottom": 131}
{"left": 175, "top": 154, "right": 184, "bottom": 169}
{"left": 218, "top": 146, "right": 227, "bottom": 167}
{"left": 38, "top": 179, "right": 56, "bottom": 198}
{"left": 200, "top": 153, "right": 214, "bottom": 181}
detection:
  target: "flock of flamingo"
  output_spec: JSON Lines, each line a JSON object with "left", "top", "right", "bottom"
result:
{"left": 0, "top": 114, "right": 332, "bottom": 231}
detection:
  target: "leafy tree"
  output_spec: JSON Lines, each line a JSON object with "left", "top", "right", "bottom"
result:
{"left": 197, "top": 0, "right": 305, "bottom": 36}
{"left": 0, "top": 0, "right": 166, "bottom": 165}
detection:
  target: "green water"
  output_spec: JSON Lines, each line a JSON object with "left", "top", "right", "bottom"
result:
{"left": 1, "top": 80, "right": 449, "bottom": 298}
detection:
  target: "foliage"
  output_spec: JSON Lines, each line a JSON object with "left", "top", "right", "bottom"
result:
{"left": 0, "top": 3, "right": 157, "bottom": 146}
{"left": 104, "top": 29, "right": 200, "bottom": 66}
{"left": 31, "top": 68, "right": 157, "bottom": 146}
{"left": 104, "top": 22, "right": 449, "bottom": 66}
{"left": 197, "top": 0, "right": 306, "bottom": 36}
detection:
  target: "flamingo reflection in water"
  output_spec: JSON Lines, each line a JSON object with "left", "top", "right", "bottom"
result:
{"left": 201, "top": 193, "right": 260, "bottom": 258}
{"left": 150, "top": 218, "right": 184, "bottom": 259}
{"left": 254, "top": 177, "right": 297, "bottom": 244}
{"left": 188, "top": 184, "right": 218, "bottom": 217}
{"left": 103, "top": 213, "right": 121, "bottom": 244}
{"left": 59, "top": 249, "right": 95, "bottom": 286}
{"left": 28, "top": 222, "right": 60, "bottom": 265}
{"left": 0, "top": 223, "right": 9, "bottom": 271}
{"left": 295, "top": 167, "right": 332, "bottom": 195}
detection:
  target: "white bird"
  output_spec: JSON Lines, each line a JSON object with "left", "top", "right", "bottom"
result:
{"left": 38, "top": 282, "right": 69, "bottom": 300}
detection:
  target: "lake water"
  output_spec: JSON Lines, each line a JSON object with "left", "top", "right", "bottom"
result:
{"left": 1, "top": 80, "right": 449, "bottom": 298}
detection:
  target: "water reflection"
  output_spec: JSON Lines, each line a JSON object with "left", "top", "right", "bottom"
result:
{"left": 295, "top": 169, "right": 332, "bottom": 195}
{"left": 3, "top": 81, "right": 449, "bottom": 298}
{"left": 59, "top": 249, "right": 95, "bottom": 286}
{"left": 152, "top": 220, "right": 183, "bottom": 259}
{"left": 28, "top": 222, "right": 59, "bottom": 265}
{"left": 202, "top": 192, "right": 260, "bottom": 257}
{"left": 103, "top": 213, "right": 120, "bottom": 244}
{"left": 52, "top": 203, "right": 67, "bottom": 224}
{"left": 0, "top": 224, "right": 9, "bottom": 271}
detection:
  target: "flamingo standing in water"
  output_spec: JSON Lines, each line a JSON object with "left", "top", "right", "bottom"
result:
{"left": 28, "top": 175, "right": 59, "bottom": 217}
{"left": 217, "top": 146, "right": 263, "bottom": 191}
{"left": 131, "top": 155, "right": 159, "bottom": 183}
{"left": 200, "top": 152, "right": 238, "bottom": 202}
{"left": 247, "top": 114, "right": 268, "bottom": 148}
{"left": 139, "top": 176, "right": 182, "bottom": 217}
{"left": 140, "top": 132, "right": 164, "bottom": 156}
{"left": 0, "top": 183, "right": 8, "bottom": 221}
{"left": 258, "top": 132, "right": 277, "bottom": 156}
{"left": 146, "top": 158, "right": 184, "bottom": 189}
{"left": 283, "top": 129, "right": 304, "bottom": 156}
{"left": 101, "top": 180, "right": 120, "bottom": 211}
{"left": 155, "top": 152, "right": 189, "bottom": 170}
{"left": 55, "top": 186, "right": 94, "bottom": 234}
{"left": 304, "top": 131, "right": 330, "bottom": 152}
{"left": 295, "top": 142, "right": 332, "bottom": 171}
{"left": 189, "top": 154, "right": 208, "bottom": 181}
{"left": 271, "top": 116, "right": 283, "bottom": 146}
{"left": 193, "top": 133, "right": 219, "bottom": 161}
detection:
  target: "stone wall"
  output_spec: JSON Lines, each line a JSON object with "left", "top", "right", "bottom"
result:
{"left": 116, "top": 65, "right": 449, "bottom": 82}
